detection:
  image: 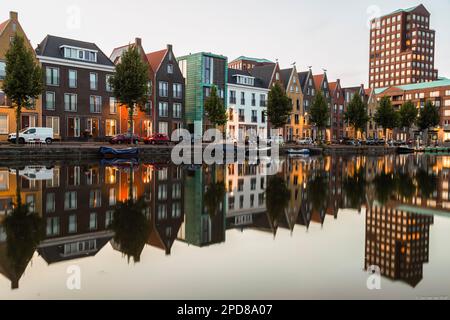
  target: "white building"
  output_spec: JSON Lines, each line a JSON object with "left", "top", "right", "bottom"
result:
{"left": 226, "top": 69, "right": 269, "bottom": 142}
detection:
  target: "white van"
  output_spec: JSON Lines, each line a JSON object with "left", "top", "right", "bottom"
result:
{"left": 8, "top": 127, "right": 54, "bottom": 144}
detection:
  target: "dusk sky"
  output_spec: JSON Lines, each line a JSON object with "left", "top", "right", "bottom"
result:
{"left": 1, "top": 0, "right": 449, "bottom": 87}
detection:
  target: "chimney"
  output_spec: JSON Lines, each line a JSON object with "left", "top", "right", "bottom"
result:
{"left": 135, "top": 37, "right": 142, "bottom": 47}
{"left": 167, "top": 44, "right": 172, "bottom": 51}
{"left": 10, "top": 11, "right": 18, "bottom": 20}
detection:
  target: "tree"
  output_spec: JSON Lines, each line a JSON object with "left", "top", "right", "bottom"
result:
{"left": 2, "top": 35, "right": 43, "bottom": 144}
{"left": 417, "top": 101, "right": 440, "bottom": 145}
{"left": 267, "top": 82, "right": 292, "bottom": 129}
{"left": 204, "top": 86, "right": 228, "bottom": 132}
{"left": 265, "top": 175, "right": 290, "bottom": 235}
{"left": 310, "top": 90, "right": 329, "bottom": 143}
{"left": 399, "top": 101, "right": 418, "bottom": 141}
{"left": 344, "top": 93, "right": 369, "bottom": 139}
{"left": 374, "top": 96, "right": 399, "bottom": 142}
{"left": 204, "top": 181, "right": 226, "bottom": 218}
{"left": 110, "top": 46, "right": 148, "bottom": 139}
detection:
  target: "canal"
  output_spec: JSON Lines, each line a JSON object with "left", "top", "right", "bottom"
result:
{"left": 0, "top": 154, "right": 449, "bottom": 299}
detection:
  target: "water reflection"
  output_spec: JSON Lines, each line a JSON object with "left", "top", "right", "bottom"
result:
{"left": 0, "top": 154, "right": 449, "bottom": 293}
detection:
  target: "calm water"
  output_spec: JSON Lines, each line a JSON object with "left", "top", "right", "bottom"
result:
{"left": 0, "top": 154, "right": 449, "bottom": 300}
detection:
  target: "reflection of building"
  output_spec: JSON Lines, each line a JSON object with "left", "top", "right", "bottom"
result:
{"left": 365, "top": 203, "right": 433, "bottom": 287}
{"left": 178, "top": 165, "right": 226, "bottom": 247}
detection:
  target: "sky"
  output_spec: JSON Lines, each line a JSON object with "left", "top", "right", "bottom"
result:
{"left": 1, "top": 0, "right": 449, "bottom": 87}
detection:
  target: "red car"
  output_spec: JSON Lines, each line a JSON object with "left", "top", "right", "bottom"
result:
{"left": 109, "top": 133, "right": 141, "bottom": 145}
{"left": 144, "top": 133, "right": 171, "bottom": 145}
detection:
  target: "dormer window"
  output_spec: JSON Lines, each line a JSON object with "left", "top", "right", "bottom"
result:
{"left": 235, "top": 75, "right": 254, "bottom": 86}
{"left": 62, "top": 46, "right": 98, "bottom": 63}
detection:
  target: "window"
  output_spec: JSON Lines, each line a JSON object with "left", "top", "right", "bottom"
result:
{"left": 241, "top": 92, "right": 245, "bottom": 105}
{"left": 173, "top": 103, "right": 182, "bottom": 118}
{"left": 173, "top": 183, "right": 182, "bottom": 199}
{"left": 159, "top": 81, "right": 168, "bottom": 97}
{"left": 157, "top": 205, "right": 167, "bottom": 220}
{"left": 239, "top": 109, "right": 245, "bottom": 122}
{"left": 64, "top": 191, "right": 77, "bottom": 210}
{"left": 46, "top": 67, "right": 59, "bottom": 86}
{"left": 68, "top": 215, "right": 77, "bottom": 234}
{"left": 0, "top": 115, "right": 8, "bottom": 134}
{"left": 105, "top": 211, "right": 114, "bottom": 228}
{"left": 167, "top": 64, "right": 174, "bottom": 74}
{"left": 230, "top": 91, "right": 236, "bottom": 104}
{"left": 46, "top": 217, "right": 60, "bottom": 236}
{"left": 64, "top": 94, "right": 77, "bottom": 111}
{"left": 173, "top": 83, "right": 182, "bottom": 99}
{"left": 0, "top": 90, "right": 6, "bottom": 106}
{"left": 89, "top": 213, "right": 97, "bottom": 231}
{"left": 204, "top": 56, "right": 213, "bottom": 85}
{"left": 46, "top": 116, "right": 60, "bottom": 135}
{"left": 106, "top": 75, "right": 113, "bottom": 92}
{"left": 109, "top": 188, "right": 116, "bottom": 206}
{"left": 109, "top": 97, "right": 117, "bottom": 114}
{"left": 63, "top": 46, "right": 97, "bottom": 62}
{"left": 159, "top": 102, "right": 168, "bottom": 117}
{"left": 158, "top": 184, "right": 168, "bottom": 200}
{"left": 260, "top": 94, "right": 266, "bottom": 107}
{"left": 90, "top": 73, "right": 98, "bottom": 90}
{"left": 172, "top": 202, "right": 181, "bottom": 218}
{"left": 159, "top": 122, "right": 168, "bottom": 135}
{"left": 90, "top": 96, "right": 102, "bottom": 113}
{"left": 46, "top": 193, "right": 56, "bottom": 213}
{"left": 251, "top": 110, "right": 257, "bottom": 123}
{"left": 68, "top": 70, "right": 77, "bottom": 88}
{"left": 45, "top": 92, "right": 55, "bottom": 110}
{"left": 89, "top": 190, "right": 102, "bottom": 208}
{"left": 0, "top": 61, "right": 5, "bottom": 80}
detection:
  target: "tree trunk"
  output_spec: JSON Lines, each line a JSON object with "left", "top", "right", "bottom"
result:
{"left": 128, "top": 105, "right": 133, "bottom": 145}
{"left": 16, "top": 99, "right": 21, "bottom": 145}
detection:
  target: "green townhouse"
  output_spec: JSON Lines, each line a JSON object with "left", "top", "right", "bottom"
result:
{"left": 177, "top": 52, "right": 228, "bottom": 138}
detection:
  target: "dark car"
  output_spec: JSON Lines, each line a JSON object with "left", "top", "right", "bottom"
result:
{"left": 144, "top": 133, "right": 171, "bottom": 145}
{"left": 109, "top": 133, "right": 141, "bottom": 145}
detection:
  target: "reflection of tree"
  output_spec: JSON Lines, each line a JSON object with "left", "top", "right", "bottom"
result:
{"left": 204, "top": 182, "right": 226, "bottom": 218}
{"left": 343, "top": 169, "right": 366, "bottom": 209}
{"left": 396, "top": 173, "right": 416, "bottom": 200}
{"left": 110, "top": 197, "right": 150, "bottom": 264}
{"left": 373, "top": 172, "right": 396, "bottom": 204}
{"left": 2, "top": 169, "right": 44, "bottom": 289}
{"left": 416, "top": 169, "right": 437, "bottom": 199}
{"left": 307, "top": 172, "right": 329, "bottom": 212}
{"left": 266, "top": 176, "right": 290, "bottom": 228}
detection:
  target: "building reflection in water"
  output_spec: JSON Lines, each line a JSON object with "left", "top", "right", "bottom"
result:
{"left": 0, "top": 154, "right": 449, "bottom": 289}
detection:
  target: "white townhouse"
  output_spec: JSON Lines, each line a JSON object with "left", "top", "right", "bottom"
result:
{"left": 226, "top": 69, "right": 269, "bottom": 142}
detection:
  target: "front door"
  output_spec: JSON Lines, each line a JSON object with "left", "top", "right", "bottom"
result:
{"left": 87, "top": 118, "right": 99, "bottom": 138}
{"left": 21, "top": 114, "right": 36, "bottom": 130}
{"left": 67, "top": 117, "right": 80, "bottom": 138}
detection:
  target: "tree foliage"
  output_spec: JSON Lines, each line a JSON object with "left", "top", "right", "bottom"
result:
{"left": 110, "top": 46, "right": 149, "bottom": 134}
{"left": 267, "top": 82, "right": 292, "bottom": 129}
{"left": 417, "top": 101, "right": 440, "bottom": 132}
{"left": 2, "top": 35, "right": 43, "bottom": 143}
{"left": 374, "top": 96, "right": 399, "bottom": 139}
{"left": 310, "top": 91, "right": 329, "bottom": 140}
{"left": 204, "top": 86, "right": 227, "bottom": 128}
{"left": 399, "top": 100, "right": 418, "bottom": 129}
{"left": 344, "top": 93, "right": 369, "bottom": 137}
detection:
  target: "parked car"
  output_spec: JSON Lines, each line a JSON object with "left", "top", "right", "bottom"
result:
{"left": 296, "top": 137, "right": 313, "bottom": 145}
{"left": 8, "top": 127, "right": 54, "bottom": 144}
{"left": 268, "top": 136, "right": 285, "bottom": 146}
{"left": 144, "top": 133, "right": 171, "bottom": 145}
{"left": 109, "top": 133, "right": 141, "bottom": 145}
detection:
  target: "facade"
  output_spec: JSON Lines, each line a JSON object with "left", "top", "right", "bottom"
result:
{"left": 375, "top": 78, "right": 450, "bottom": 142}
{"left": 328, "top": 79, "right": 345, "bottom": 141}
{"left": 177, "top": 52, "right": 227, "bottom": 137}
{"left": 110, "top": 38, "right": 154, "bottom": 138}
{"left": 369, "top": 4, "right": 438, "bottom": 89}
{"left": 146, "top": 45, "right": 185, "bottom": 137}
{"left": 228, "top": 56, "right": 274, "bottom": 71}
{"left": 298, "top": 69, "right": 316, "bottom": 139}
{"left": 0, "top": 12, "right": 42, "bottom": 141}
{"left": 36, "top": 35, "right": 116, "bottom": 141}
{"left": 364, "top": 88, "right": 383, "bottom": 139}
{"left": 226, "top": 69, "right": 268, "bottom": 142}
{"left": 280, "top": 66, "right": 303, "bottom": 142}
{"left": 313, "top": 73, "right": 332, "bottom": 141}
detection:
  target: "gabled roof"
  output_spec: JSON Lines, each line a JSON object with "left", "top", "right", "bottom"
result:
{"left": 279, "top": 68, "right": 293, "bottom": 90}
{"left": 146, "top": 49, "right": 168, "bottom": 73}
{"left": 228, "top": 68, "right": 266, "bottom": 88}
{"left": 231, "top": 56, "right": 273, "bottom": 64}
{"left": 36, "top": 35, "right": 114, "bottom": 66}
{"left": 328, "top": 82, "right": 338, "bottom": 94}
{"left": 298, "top": 71, "right": 310, "bottom": 88}
{"left": 313, "top": 74, "right": 325, "bottom": 90}
{"left": 0, "top": 20, "right": 9, "bottom": 35}
{"left": 249, "top": 63, "right": 276, "bottom": 89}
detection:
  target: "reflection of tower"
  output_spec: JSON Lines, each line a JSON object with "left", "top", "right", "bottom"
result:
{"left": 365, "top": 204, "right": 434, "bottom": 287}
{"left": 178, "top": 165, "right": 226, "bottom": 247}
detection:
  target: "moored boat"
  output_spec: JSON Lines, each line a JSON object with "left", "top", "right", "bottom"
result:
{"left": 286, "top": 148, "right": 310, "bottom": 155}
{"left": 99, "top": 147, "right": 139, "bottom": 159}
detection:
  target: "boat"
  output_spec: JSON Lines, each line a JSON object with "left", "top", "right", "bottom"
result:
{"left": 100, "top": 157, "right": 139, "bottom": 168}
{"left": 99, "top": 146, "right": 139, "bottom": 159}
{"left": 397, "top": 145, "right": 415, "bottom": 154}
{"left": 286, "top": 148, "right": 310, "bottom": 155}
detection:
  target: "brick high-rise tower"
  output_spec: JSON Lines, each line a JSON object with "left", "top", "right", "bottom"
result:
{"left": 369, "top": 4, "right": 438, "bottom": 89}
